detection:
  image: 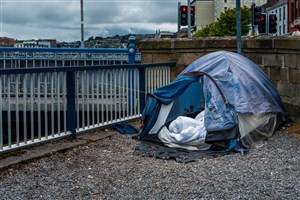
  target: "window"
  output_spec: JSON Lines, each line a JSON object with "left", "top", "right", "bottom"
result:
{"left": 291, "top": 2, "right": 295, "bottom": 20}
{"left": 224, "top": 0, "right": 227, "bottom": 3}
{"left": 296, "top": 0, "right": 299, "bottom": 18}
{"left": 279, "top": 26, "right": 281, "bottom": 35}
{"left": 283, "top": 6, "right": 286, "bottom": 20}
{"left": 224, "top": 7, "right": 227, "bottom": 11}
{"left": 283, "top": 25, "right": 286, "bottom": 34}
{"left": 279, "top": 8, "right": 281, "bottom": 21}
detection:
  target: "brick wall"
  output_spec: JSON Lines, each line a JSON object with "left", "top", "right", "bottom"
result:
{"left": 138, "top": 36, "right": 300, "bottom": 122}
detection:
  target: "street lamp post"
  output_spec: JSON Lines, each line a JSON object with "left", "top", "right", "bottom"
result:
{"left": 236, "top": 0, "right": 242, "bottom": 54}
{"left": 80, "top": 0, "right": 84, "bottom": 48}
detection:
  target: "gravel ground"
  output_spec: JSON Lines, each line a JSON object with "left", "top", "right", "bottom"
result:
{"left": 0, "top": 127, "right": 299, "bottom": 200}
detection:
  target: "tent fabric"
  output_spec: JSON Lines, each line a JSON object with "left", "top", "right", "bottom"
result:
{"left": 180, "top": 51, "right": 286, "bottom": 115}
{"left": 111, "top": 122, "right": 139, "bottom": 135}
{"left": 152, "top": 76, "right": 199, "bottom": 104}
{"left": 139, "top": 51, "right": 288, "bottom": 151}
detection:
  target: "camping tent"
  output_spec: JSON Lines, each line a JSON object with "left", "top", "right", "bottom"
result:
{"left": 139, "top": 51, "right": 288, "bottom": 151}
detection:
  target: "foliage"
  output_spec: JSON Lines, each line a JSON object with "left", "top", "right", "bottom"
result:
{"left": 193, "top": 6, "right": 251, "bottom": 38}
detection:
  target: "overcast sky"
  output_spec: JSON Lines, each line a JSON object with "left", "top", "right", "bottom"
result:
{"left": 0, "top": 0, "right": 187, "bottom": 42}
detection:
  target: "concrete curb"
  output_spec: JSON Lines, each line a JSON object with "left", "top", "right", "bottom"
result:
{"left": 0, "top": 130, "right": 116, "bottom": 170}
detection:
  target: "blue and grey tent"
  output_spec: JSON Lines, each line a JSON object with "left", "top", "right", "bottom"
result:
{"left": 138, "top": 51, "right": 288, "bottom": 151}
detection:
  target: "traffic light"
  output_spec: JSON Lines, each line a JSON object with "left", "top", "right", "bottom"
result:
{"left": 252, "top": 6, "right": 262, "bottom": 25}
{"left": 268, "top": 13, "right": 277, "bottom": 34}
{"left": 258, "top": 13, "right": 267, "bottom": 34}
{"left": 190, "top": 6, "right": 195, "bottom": 26}
{"left": 180, "top": 6, "right": 195, "bottom": 26}
{"left": 180, "top": 6, "right": 188, "bottom": 26}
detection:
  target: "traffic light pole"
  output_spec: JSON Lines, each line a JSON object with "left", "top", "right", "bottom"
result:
{"left": 177, "top": 2, "right": 181, "bottom": 38}
{"left": 187, "top": 0, "right": 191, "bottom": 38}
{"left": 236, "top": 0, "right": 242, "bottom": 54}
{"left": 251, "top": 3, "right": 255, "bottom": 36}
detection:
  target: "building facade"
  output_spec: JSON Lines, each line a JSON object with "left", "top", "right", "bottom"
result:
{"left": 214, "top": 0, "right": 268, "bottom": 20}
{"left": 0, "top": 37, "right": 15, "bottom": 47}
{"left": 14, "top": 39, "right": 56, "bottom": 48}
{"left": 288, "top": 0, "right": 300, "bottom": 32}
{"left": 266, "top": 0, "right": 289, "bottom": 35}
{"left": 191, "top": 0, "right": 215, "bottom": 30}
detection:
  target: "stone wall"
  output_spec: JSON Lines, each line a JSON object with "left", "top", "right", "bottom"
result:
{"left": 138, "top": 36, "right": 300, "bottom": 122}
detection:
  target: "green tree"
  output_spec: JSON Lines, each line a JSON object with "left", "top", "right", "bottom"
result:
{"left": 193, "top": 6, "right": 251, "bottom": 38}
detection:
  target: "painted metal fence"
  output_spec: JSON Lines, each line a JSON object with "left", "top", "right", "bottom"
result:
{"left": 0, "top": 36, "right": 175, "bottom": 154}
{"left": 0, "top": 62, "right": 174, "bottom": 154}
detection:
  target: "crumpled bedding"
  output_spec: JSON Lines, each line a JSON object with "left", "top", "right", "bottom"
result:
{"left": 158, "top": 111, "right": 211, "bottom": 150}
{"left": 168, "top": 111, "right": 207, "bottom": 143}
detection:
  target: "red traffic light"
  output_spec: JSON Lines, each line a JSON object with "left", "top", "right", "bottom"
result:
{"left": 268, "top": 13, "right": 277, "bottom": 34}
{"left": 271, "top": 16, "right": 277, "bottom": 21}
{"left": 181, "top": 6, "right": 187, "bottom": 12}
{"left": 258, "top": 13, "right": 267, "bottom": 34}
{"left": 190, "top": 7, "right": 195, "bottom": 12}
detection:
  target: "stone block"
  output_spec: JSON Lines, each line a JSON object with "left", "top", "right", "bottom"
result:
{"left": 151, "top": 52, "right": 173, "bottom": 63}
{"left": 176, "top": 52, "right": 203, "bottom": 66}
{"left": 141, "top": 54, "right": 153, "bottom": 63}
{"left": 274, "top": 37, "right": 300, "bottom": 50}
{"left": 289, "top": 70, "right": 300, "bottom": 84}
{"left": 280, "top": 67, "right": 289, "bottom": 83}
{"left": 170, "top": 65, "right": 186, "bottom": 80}
{"left": 243, "top": 37, "right": 273, "bottom": 49}
{"left": 277, "top": 82, "right": 296, "bottom": 98}
{"left": 174, "top": 39, "right": 206, "bottom": 49}
{"left": 269, "top": 67, "right": 281, "bottom": 81}
{"left": 262, "top": 54, "right": 284, "bottom": 67}
{"left": 204, "top": 37, "right": 236, "bottom": 49}
{"left": 283, "top": 102, "right": 300, "bottom": 120}
{"left": 283, "top": 54, "right": 299, "bottom": 69}
{"left": 245, "top": 53, "right": 263, "bottom": 66}
{"left": 138, "top": 39, "right": 171, "bottom": 50}
{"left": 183, "top": 53, "right": 202, "bottom": 65}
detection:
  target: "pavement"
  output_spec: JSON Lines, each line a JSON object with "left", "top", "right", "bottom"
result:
{"left": 0, "top": 128, "right": 116, "bottom": 170}
{"left": 0, "top": 122, "right": 299, "bottom": 171}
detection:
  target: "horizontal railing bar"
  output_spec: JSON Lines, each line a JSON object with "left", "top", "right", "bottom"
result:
{"left": 0, "top": 57, "right": 128, "bottom": 61}
{"left": 0, "top": 62, "right": 176, "bottom": 75}
{"left": 0, "top": 132, "right": 72, "bottom": 155}
{"left": 0, "top": 47, "right": 129, "bottom": 53}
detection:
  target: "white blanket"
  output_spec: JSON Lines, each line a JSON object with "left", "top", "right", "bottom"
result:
{"left": 168, "top": 111, "right": 207, "bottom": 143}
{"left": 158, "top": 111, "right": 211, "bottom": 151}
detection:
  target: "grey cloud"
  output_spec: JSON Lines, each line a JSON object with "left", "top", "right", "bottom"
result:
{"left": 1, "top": 0, "right": 185, "bottom": 41}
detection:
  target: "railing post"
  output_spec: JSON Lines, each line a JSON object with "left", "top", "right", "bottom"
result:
{"left": 139, "top": 67, "right": 146, "bottom": 113}
{"left": 67, "top": 71, "right": 76, "bottom": 137}
{"left": 127, "top": 36, "right": 137, "bottom": 116}
{"left": 128, "top": 35, "right": 136, "bottom": 65}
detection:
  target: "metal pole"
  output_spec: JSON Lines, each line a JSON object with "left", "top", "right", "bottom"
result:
{"left": 67, "top": 71, "right": 76, "bottom": 137}
{"left": 236, "top": 0, "right": 242, "bottom": 54}
{"left": 251, "top": 3, "right": 255, "bottom": 36}
{"left": 188, "top": 0, "right": 191, "bottom": 38}
{"left": 127, "top": 36, "right": 136, "bottom": 115}
{"left": 177, "top": 2, "right": 181, "bottom": 38}
{"left": 80, "top": 0, "right": 84, "bottom": 48}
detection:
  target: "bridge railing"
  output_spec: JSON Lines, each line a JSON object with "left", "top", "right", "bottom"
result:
{"left": 0, "top": 47, "right": 141, "bottom": 68}
{"left": 0, "top": 62, "right": 175, "bottom": 154}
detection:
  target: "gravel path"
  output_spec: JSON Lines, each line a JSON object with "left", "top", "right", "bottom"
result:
{"left": 0, "top": 128, "right": 299, "bottom": 200}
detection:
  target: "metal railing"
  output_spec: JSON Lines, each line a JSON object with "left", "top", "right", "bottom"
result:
{"left": 0, "top": 62, "right": 175, "bottom": 154}
{"left": 0, "top": 47, "right": 141, "bottom": 68}
{"left": 0, "top": 36, "right": 141, "bottom": 69}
